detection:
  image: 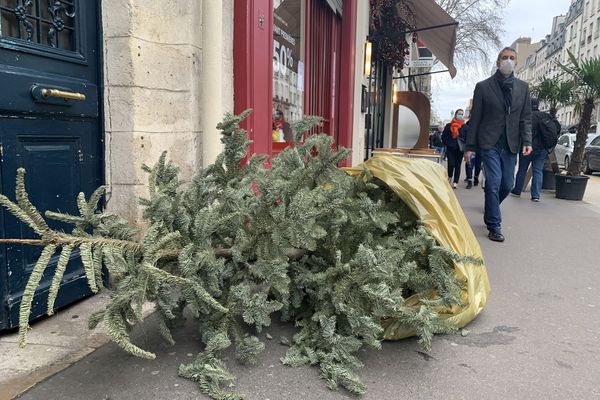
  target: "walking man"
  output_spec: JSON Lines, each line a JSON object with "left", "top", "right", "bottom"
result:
{"left": 511, "top": 98, "right": 559, "bottom": 202}
{"left": 465, "top": 47, "right": 533, "bottom": 242}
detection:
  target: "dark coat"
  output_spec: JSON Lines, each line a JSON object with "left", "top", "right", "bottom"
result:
{"left": 442, "top": 123, "right": 459, "bottom": 150}
{"left": 431, "top": 131, "right": 443, "bottom": 147}
{"left": 531, "top": 111, "right": 544, "bottom": 150}
{"left": 466, "top": 73, "right": 532, "bottom": 153}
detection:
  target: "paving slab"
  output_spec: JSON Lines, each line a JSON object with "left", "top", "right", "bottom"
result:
{"left": 0, "top": 292, "right": 111, "bottom": 400}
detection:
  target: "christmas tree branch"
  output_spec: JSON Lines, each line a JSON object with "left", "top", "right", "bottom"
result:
{"left": 0, "top": 111, "right": 480, "bottom": 400}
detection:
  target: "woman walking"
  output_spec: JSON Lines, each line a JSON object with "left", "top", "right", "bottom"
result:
{"left": 442, "top": 109, "right": 465, "bottom": 188}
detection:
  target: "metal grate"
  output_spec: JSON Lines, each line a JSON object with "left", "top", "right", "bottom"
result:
{"left": 0, "top": 0, "right": 76, "bottom": 51}
{"left": 364, "top": 46, "right": 388, "bottom": 160}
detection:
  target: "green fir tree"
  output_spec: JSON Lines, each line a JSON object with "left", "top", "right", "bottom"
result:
{"left": 0, "top": 110, "right": 480, "bottom": 399}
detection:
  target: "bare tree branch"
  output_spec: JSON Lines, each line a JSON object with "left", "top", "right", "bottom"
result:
{"left": 437, "top": 0, "right": 510, "bottom": 69}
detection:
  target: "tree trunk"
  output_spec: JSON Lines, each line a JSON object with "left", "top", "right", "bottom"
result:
{"left": 567, "top": 99, "right": 594, "bottom": 176}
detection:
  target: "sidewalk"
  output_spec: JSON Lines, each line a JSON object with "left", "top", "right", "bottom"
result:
{"left": 3, "top": 175, "right": 600, "bottom": 399}
{"left": 0, "top": 294, "right": 154, "bottom": 400}
{"left": 0, "top": 293, "right": 111, "bottom": 400}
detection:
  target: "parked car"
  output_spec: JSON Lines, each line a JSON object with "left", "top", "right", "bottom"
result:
{"left": 582, "top": 135, "right": 600, "bottom": 174}
{"left": 554, "top": 133, "right": 599, "bottom": 170}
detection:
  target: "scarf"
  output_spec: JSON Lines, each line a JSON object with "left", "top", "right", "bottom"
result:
{"left": 495, "top": 70, "right": 514, "bottom": 114}
{"left": 450, "top": 117, "right": 465, "bottom": 139}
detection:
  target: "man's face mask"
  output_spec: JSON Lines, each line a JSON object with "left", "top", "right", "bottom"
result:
{"left": 498, "top": 59, "right": 515, "bottom": 75}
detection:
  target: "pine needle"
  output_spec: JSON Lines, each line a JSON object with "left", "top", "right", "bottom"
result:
{"left": 47, "top": 245, "right": 74, "bottom": 315}
{"left": 79, "top": 242, "right": 98, "bottom": 293}
{"left": 18, "top": 244, "right": 57, "bottom": 346}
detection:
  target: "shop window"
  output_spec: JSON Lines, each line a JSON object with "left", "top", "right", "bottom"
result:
{"left": 272, "top": 0, "right": 305, "bottom": 144}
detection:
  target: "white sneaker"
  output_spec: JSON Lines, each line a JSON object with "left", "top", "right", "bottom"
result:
{"left": 452, "top": 182, "right": 457, "bottom": 189}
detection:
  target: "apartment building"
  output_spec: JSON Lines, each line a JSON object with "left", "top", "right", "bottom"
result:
{"left": 513, "top": 0, "right": 595, "bottom": 127}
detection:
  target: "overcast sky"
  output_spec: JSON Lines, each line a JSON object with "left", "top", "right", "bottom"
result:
{"left": 431, "top": 0, "right": 572, "bottom": 122}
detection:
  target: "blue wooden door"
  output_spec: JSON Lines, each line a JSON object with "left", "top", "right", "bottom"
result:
{"left": 0, "top": 0, "right": 102, "bottom": 329}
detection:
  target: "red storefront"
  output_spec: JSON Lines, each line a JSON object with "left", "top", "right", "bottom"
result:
{"left": 233, "top": 0, "right": 357, "bottom": 163}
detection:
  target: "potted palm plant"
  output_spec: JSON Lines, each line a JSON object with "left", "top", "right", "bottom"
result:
{"left": 555, "top": 51, "right": 600, "bottom": 200}
{"left": 532, "top": 77, "right": 576, "bottom": 118}
{"left": 530, "top": 77, "right": 576, "bottom": 190}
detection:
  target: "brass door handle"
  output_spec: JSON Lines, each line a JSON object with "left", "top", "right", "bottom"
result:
{"left": 41, "top": 88, "right": 86, "bottom": 101}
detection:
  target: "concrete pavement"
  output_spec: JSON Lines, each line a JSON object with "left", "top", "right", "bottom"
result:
{"left": 3, "top": 174, "right": 600, "bottom": 399}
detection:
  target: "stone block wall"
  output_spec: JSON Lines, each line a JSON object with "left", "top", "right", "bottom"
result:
{"left": 101, "top": 0, "right": 233, "bottom": 223}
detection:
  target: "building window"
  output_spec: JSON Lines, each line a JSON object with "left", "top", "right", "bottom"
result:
{"left": 272, "top": 0, "right": 306, "bottom": 143}
{"left": 570, "top": 25, "right": 574, "bottom": 40}
{"left": 305, "top": 1, "right": 342, "bottom": 137}
{"left": 586, "top": 1, "right": 590, "bottom": 19}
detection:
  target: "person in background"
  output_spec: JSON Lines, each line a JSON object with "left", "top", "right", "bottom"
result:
{"left": 442, "top": 109, "right": 465, "bottom": 188}
{"left": 465, "top": 47, "right": 532, "bottom": 242}
{"left": 432, "top": 125, "right": 445, "bottom": 160}
{"left": 511, "top": 98, "right": 553, "bottom": 202}
{"left": 459, "top": 120, "right": 482, "bottom": 189}
{"left": 466, "top": 152, "right": 483, "bottom": 188}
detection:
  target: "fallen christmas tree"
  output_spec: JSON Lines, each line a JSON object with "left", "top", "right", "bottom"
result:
{"left": 0, "top": 111, "right": 486, "bottom": 399}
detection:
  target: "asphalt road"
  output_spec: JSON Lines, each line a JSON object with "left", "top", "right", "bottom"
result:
{"left": 17, "top": 181, "right": 600, "bottom": 400}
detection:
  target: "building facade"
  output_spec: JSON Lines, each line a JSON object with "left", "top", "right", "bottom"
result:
{"left": 513, "top": 0, "right": 600, "bottom": 127}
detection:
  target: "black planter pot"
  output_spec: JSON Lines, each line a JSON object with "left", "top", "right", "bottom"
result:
{"left": 542, "top": 170, "right": 556, "bottom": 190}
{"left": 555, "top": 174, "right": 589, "bottom": 201}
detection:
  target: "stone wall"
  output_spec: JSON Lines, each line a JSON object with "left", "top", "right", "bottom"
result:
{"left": 101, "top": 1, "right": 233, "bottom": 223}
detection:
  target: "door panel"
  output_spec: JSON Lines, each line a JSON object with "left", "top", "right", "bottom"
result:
{"left": 305, "top": 0, "right": 342, "bottom": 137}
{"left": 0, "top": 0, "right": 102, "bottom": 329}
{"left": 0, "top": 65, "right": 98, "bottom": 117}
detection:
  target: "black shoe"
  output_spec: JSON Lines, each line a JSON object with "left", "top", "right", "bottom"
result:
{"left": 488, "top": 231, "right": 505, "bottom": 242}
{"left": 474, "top": 178, "right": 479, "bottom": 186}
{"left": 464, "top": 178, "right": 469, "bottom": 182}
{"left": 466, "top": 181, "right": 473, "bottom": 189}
{"left": 510, "top": 191, "right": 520, "bottom": 197}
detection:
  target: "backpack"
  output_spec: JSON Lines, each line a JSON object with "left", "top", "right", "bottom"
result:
{"left": 432, "top": 131, "right": 443, "bottom": 147}
{"left": 536, "top": 111, "right": 561, "bottom": 150}
{"left": 457, "top": 122, "right": 469, "bottom": 152}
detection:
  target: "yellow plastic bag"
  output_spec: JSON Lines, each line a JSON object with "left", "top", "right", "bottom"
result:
{"left": 344, "top": 154, "right": 490, "bottom": 340}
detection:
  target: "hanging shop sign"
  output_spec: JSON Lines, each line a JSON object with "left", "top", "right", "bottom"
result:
{"left": 409, "top": 39, "right": 434, "bottom": 68}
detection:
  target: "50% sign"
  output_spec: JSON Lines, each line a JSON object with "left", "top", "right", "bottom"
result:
{"left": 273, "top": 40, "right": 294, "bottom": 76}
